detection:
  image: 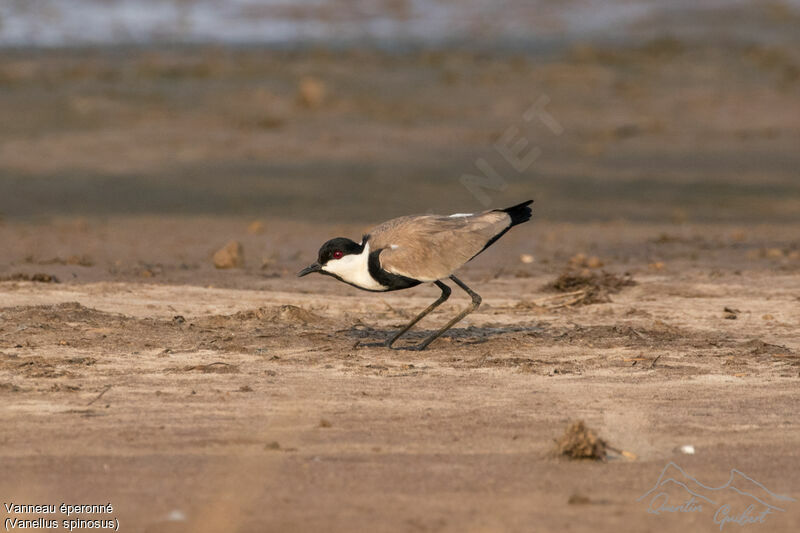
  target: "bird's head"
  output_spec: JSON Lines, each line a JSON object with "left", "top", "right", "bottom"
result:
{"left": 297, "top": 237, "right": 365, "bottom": 277}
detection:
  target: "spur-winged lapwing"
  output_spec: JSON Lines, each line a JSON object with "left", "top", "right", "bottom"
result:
{"left": 298, "top": 200, "right": 533, "bottom": 350}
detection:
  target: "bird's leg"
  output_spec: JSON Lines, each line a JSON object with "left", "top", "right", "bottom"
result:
{"left": 386, "top": 280, "right": 451, "bottom": 348}
{"left": 406, "top": 275, "right": 481, "bottom": 351}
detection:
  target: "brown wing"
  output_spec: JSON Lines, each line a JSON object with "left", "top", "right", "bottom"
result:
{"left": 367, "top": 211, "right": 511, "bottom": 282}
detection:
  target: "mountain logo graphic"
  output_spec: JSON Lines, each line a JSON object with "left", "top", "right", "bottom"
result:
{"left": 638, "top": 462, "right": 795, "bottom": 528}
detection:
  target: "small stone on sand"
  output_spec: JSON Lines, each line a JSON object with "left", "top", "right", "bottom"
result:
{"left": 213, "top": 240, "right": 244, "bottom": 269}
{"left": 247, "top": 220, "right": 265, "bottom": 235}
{"left": 297, "top": 77, "right": 326, "bottom": 108}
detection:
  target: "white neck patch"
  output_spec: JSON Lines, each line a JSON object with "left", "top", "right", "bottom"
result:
{"left": 321, "top": 241, "right": 388, "bottom": 291}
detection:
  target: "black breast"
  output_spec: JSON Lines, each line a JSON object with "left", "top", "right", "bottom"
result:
{"left": 368, "top": 249, "right": 422, "bottom": 291}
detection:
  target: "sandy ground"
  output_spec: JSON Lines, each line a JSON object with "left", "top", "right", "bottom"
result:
{"left": 2, "top": 217, "right": 800, "bottom": 532}
{"left": 1, "top": 36, "right": 800, "bottom": 532}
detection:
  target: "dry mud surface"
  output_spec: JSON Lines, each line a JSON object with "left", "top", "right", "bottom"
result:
{"left": 1, "top": 41, "right": 800, "bottom": 531}
{"left": 2, "top": 219, "right": 800, "bottom": 532}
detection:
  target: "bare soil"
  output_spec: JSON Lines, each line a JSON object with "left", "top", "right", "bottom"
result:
{"left": 1, "top": 42, "right": 800, "bottom": 532}
{"left": 2, "top": 217, "right": 800, "bottom": 532}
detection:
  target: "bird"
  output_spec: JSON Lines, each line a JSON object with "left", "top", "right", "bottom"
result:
{"left": 298, "top": 200, "right": 533, "bottom": 350}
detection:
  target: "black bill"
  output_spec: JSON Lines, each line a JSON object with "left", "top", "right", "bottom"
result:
{"left": 297, "top": 262, "right": 322, "bottom": 277}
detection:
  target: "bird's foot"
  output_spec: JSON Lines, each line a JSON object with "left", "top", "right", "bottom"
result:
{"left": 390, "top": 343, "right": 428, "bottom": 352}
{"left": 354, "top": 340, "right": 393, "bottom": 349}
{"left": 354, "top": 338, "right": 428, "bottom": 351}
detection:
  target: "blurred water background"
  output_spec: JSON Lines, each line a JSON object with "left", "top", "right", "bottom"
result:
{"left": 2, "top": 0, "right": 800, "bottom": 48}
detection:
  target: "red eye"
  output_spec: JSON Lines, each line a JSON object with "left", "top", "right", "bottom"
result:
{"left": 332, "top": 250, "right": 344, "bottom": 259}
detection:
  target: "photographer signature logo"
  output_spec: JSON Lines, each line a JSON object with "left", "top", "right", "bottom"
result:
{"left": 637, "top": 462, "right": 795, "bottom": 530}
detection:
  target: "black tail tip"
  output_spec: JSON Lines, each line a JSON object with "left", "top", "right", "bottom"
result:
{"left": 502, "top": 199, "right": 534, "bottom": 226}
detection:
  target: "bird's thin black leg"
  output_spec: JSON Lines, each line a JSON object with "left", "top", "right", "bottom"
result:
{"left": 407, "top": 275, "right": 482, "bottom": 351}
{"left": 386, "top": 280, "right": 451, "bottom": 348}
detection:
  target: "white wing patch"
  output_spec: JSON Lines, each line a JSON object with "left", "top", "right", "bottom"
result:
{"left": 321, "top": 242, "right": 388, "bottom": 291}
{"left": 449, "top": 213, "right": 472, "bottom": 218}
{"left": 390, "top": 244, "right": 400, "bottom": 250}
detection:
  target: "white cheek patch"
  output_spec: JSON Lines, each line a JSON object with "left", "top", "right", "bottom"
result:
{"left": 321, "top": 242, "right": 387, "bottom": 291}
